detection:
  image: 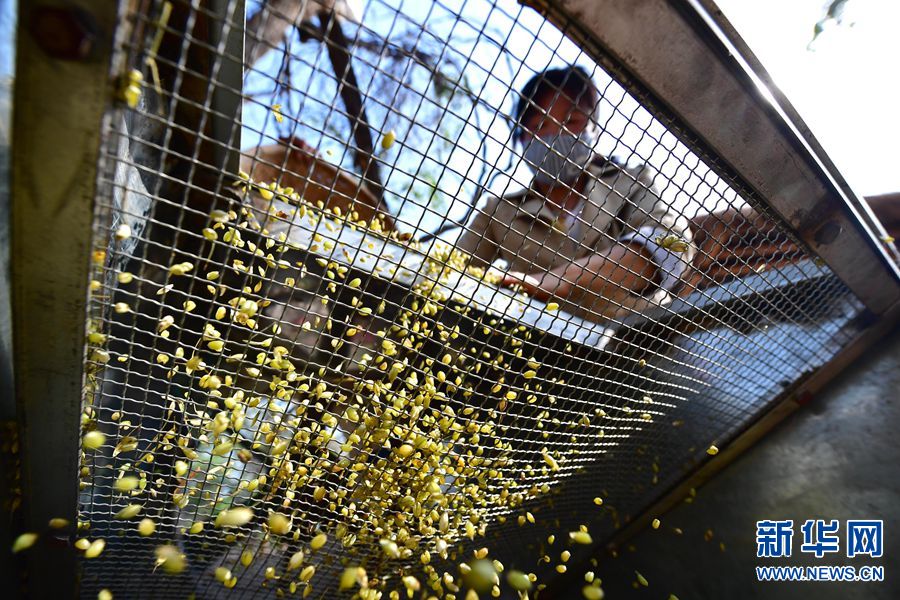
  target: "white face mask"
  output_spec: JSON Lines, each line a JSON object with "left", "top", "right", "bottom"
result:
{"left": 522, "top": 125, "right": 599, "bottom": 185}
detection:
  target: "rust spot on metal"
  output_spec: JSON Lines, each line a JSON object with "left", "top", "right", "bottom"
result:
{"left": 791, "top": 200, "right": 842, "bottom": 247}
{"left": 795, "top": 389, "right": 814, "bottom": 406}
{"left": 30, "top": 6, "right": 98, "bottom": 61}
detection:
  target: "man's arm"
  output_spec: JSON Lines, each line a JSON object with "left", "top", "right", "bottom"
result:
{"left": 502, "top": 241, "right": 658, "bottom": 316}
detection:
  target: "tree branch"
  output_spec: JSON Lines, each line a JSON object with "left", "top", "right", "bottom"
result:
{"left": 318, "top": 10, "right": 387, "bottom": 207}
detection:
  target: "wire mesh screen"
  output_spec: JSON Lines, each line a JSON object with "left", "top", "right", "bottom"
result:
{"left": 75, "top": 0, "right": 867, "bottom": 598}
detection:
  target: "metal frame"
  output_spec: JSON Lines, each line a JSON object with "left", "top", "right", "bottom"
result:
{"left": 527, "top": 0, "right": 900, "bottom": 315}
{"left": 10, "top": 0, "right": 120, "bottom": 597}
{"left": 601, "top": 299, "right": 900, "bottom": 551}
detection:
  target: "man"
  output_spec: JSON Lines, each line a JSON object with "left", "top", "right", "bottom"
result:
{"left": 456, "top": 66, "right": 694, "bottom": 320}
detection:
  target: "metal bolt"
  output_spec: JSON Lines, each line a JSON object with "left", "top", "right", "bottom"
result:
{"left": 813, "top": 220, "right": 842, "bottom": 245}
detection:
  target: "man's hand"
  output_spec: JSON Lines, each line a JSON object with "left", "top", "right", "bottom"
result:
{"left": 498, "top": 241, "right": 658, "bottom": 316}
{"left": 501, "top": 269, "right": 568, "bottom": 302}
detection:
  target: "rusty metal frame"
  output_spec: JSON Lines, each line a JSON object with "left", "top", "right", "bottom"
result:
{"left": 602, "top": 299, "right": 900, "bottom": 551}
{"left": 10, "top": 0, "right": 121, "bottom": 597}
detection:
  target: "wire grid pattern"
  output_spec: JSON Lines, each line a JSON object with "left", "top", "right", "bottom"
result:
{"left": 76, "top": 0, "right": 865, "bottom": 598}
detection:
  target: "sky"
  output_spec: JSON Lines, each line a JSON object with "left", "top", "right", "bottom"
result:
{"left": 0, "top": 0, "right": 12, "bottom": 80}
{"left": 715, "top": 0, "right": 900, "bottom": 196}
{"left": 0, "top": 0, "right": 15, "bottom": 145}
